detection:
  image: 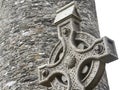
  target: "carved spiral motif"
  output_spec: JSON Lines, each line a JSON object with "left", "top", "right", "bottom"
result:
{"left": 62, "top": 28, "right": 70, "bottom": 37}
{"left": 94, "top": 44, "right": 105, "bottom": 54}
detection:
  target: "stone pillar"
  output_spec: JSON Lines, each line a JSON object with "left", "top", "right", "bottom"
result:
{"left": 0, "top": 0, "right": 110, "bottom": 90}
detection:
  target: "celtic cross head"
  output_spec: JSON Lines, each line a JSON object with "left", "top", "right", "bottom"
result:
{"left": 38, "top": 2, "right": 118, "bottom": 90}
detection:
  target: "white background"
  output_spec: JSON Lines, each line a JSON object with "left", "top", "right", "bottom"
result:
{"left": 95, "top": 0, "right": 120, "bottom": 90}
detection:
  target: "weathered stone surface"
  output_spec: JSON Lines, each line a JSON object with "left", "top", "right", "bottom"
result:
{"left": 0, "top": 0, "right": 109, "bottom": 90}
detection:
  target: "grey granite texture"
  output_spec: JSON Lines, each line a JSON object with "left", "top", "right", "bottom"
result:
{"left": 0, "top": 0, "right": 109, "bottom": 90}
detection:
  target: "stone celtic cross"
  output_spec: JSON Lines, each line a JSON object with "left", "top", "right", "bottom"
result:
{"left": 38, "top": 2, "right": 118, "bottom": 90}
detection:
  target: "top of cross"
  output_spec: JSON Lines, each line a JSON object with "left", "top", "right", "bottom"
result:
{"left": 54, "top": 1, "right": 80, "bottom": 25}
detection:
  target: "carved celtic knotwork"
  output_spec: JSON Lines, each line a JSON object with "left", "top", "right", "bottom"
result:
{"left": 38, "top": 2, "right": 118, "bottom": 90}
